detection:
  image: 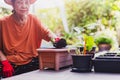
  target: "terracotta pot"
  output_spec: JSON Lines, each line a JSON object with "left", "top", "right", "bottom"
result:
{"left": 98, "top": 44, "right": 111, "bottom": 52}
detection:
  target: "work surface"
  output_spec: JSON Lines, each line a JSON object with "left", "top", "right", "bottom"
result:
{"left": 2, "top": 68, "right": 120, "bottom": 80}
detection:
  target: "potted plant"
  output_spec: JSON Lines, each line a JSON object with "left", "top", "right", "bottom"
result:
{"left": 94, "top": 29, "right": 118, "bottom": 52}
{"left": 70, "top": 35, "right": 96, "bottom": 72}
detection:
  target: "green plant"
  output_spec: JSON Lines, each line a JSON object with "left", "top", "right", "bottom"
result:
{"left": 94, "top": 29, "right": 118, "bottom": 50}
{"left": 70, "top": 34, "right": 95, "bottom": 55}
{"left": 62, "top": 29, "right": 81, "bottom": 45}
{"left": 94, "top": 36, "right": 113, "bottom": 45}
{"left": 64, "top": 0, "right": 120, "bottom": 35}
{"left": 84, "top": 35, "right": 95, "bottom": 51}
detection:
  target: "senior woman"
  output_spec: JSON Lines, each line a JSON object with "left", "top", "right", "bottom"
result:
{"left": 0, "top": 0, "right": 67, "bottom": 78}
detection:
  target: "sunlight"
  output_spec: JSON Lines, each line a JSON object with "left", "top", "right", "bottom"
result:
{"left": 0, "top": 0, "right": 64, "bottom": 9}
{"left": 34, "top": 0, "right": 61, "bottom": 9}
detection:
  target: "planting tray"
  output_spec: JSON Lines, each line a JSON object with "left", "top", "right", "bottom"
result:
{"left": 93, "top": 52, "right": 120, "bottom": 73}
{"left": 37, "top": 48, "right": 76, "bottom": 71}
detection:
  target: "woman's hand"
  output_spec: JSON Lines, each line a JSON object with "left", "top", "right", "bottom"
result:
{"left": 1, "top": 60, "right": 14, "bottom": 77}
{"left": 53, "top": 37, "right": 67, "bottom": 48}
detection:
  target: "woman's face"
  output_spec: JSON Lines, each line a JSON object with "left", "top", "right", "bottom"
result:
{"left": 12, "top": 0, "right": 30, "bottom": 16}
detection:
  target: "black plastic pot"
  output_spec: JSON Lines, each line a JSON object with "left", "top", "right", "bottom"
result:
{"left": 93, "top": 52, "right": 120, "bottom": 73}
{"left": 77, "top": 46, "right": 96, "bottom": 58}
{"left": 71, "top": 54, "right": 93, "bottom": 72}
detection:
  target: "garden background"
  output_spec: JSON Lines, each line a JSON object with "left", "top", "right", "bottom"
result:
{"left": 1, "top": 0, "right": 120, "bottom": 50}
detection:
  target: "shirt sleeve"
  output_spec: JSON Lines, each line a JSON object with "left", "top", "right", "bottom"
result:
{"left": 33, "top": 16, "right": 52, "bottom": 42}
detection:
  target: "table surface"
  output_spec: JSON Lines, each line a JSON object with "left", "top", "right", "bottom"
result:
{"left": 2, "top": 68, "right": 120, "bottom": 80}
{"left": 37, "top": 48, "right": 76, "bottom": 52}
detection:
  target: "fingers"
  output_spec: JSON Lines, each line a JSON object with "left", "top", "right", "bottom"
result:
{"left": 54, "top": 38, "right": 67, "bottom": 48}
{"left": 55, "top": 37, "right": 60, "bottom": 42}
{"left": 3, "top": 68, "right": 14, "bottom": 77}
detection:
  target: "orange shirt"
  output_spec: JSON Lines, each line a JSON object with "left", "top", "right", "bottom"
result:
{"left": 0, "top": 14, "right": 51, "bottom": 65}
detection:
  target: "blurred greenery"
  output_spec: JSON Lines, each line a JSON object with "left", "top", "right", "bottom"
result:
{"left": 63, "top": 0, "right": 120, "bottom": 45}
{"left": 0, "top": 7, "right": 11, "bottom": 18}
{"left": 1, "top": 0, "right": 120, "bottom": 46}
{"left": 35, "top": 8, "right": 64, "bottom": 33}
{"left": 64, "top": 0, "right": 120, "bottom": 34}
{"left": 62, "top": 31, "right": 80, "bottom": 45}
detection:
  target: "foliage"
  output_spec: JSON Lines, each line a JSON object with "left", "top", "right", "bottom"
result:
{"left": 64, "top": 0, "right": 120, "bottom": 35}
{"left": 68, "top": 34, "right": 95, "bottom": 55}
{"left": 0, "top": 7, "right": 11, "bottom": 18}
{"left": 94, "top": 29, "right": 118, "bottom": 50}
{"left": 84, "top": 35, "right": 95, "bottom": 51}
{"left": 94, "top": 36, "right": 112, "bottom": 45}
{"left": 62, "top": 31, "right": 80, "bottom": 45}
{"left": 35, "top": 8, "right": 64, "bottom": 33}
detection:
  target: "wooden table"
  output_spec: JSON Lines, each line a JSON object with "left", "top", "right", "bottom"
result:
{"left": 37, "top": 48, "right": 75, "bottom": 71}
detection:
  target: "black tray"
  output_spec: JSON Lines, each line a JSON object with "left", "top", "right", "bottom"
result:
{"left": 93, "top": 52, "right": 120, "bottom": 73}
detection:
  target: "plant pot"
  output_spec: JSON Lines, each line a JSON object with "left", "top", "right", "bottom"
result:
{"left": 93, "top": 52, "right": 120, "bottom": 73}
{"left": 98, "top": 44, "right": 111, "bottom": 52}
{"left": 77, "top": 46, "right": 96, "bottom": 58}
{"left": 71, "top": 54, "right": 93, "bottom": 72}
{"left": 37, "top": 48, "right": 76, "bottom": 71}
